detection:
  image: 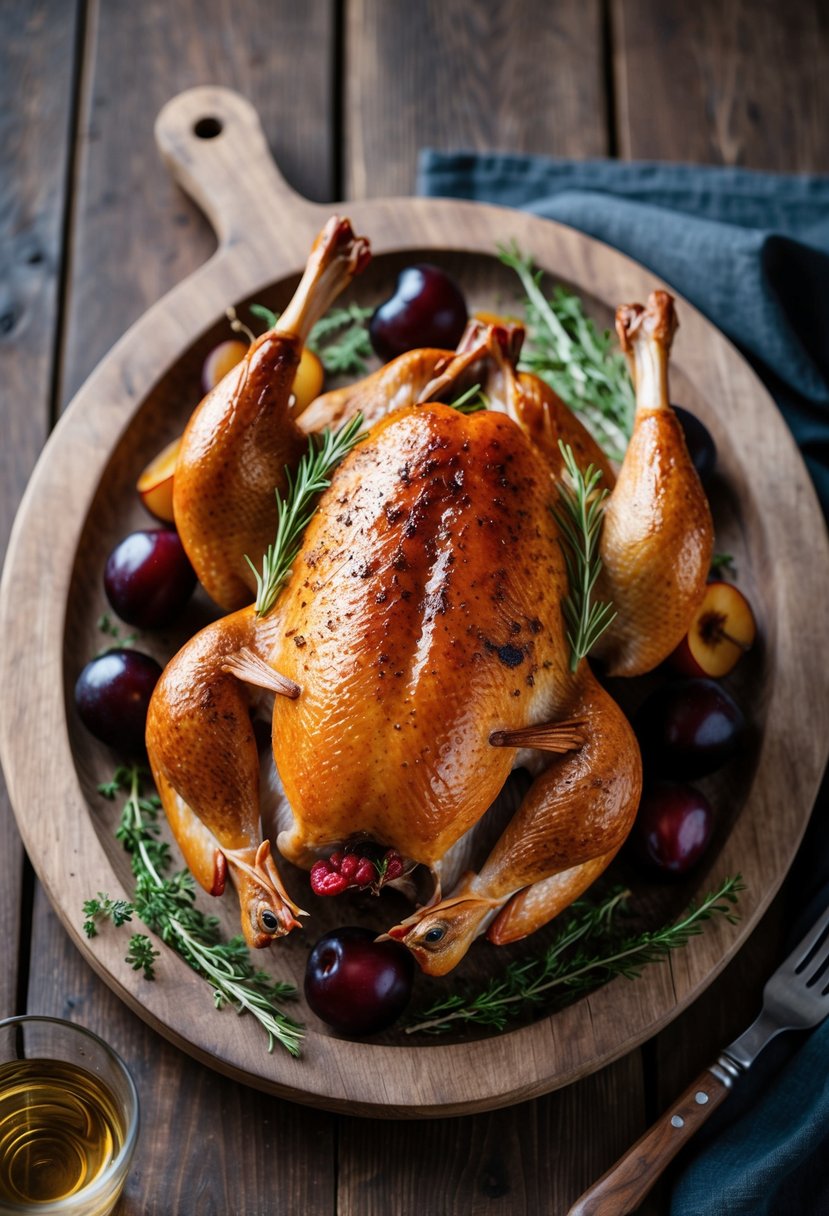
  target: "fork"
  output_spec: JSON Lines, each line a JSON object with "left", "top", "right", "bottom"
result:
{"left": 567, "top": 897, "right": 829, "bottom": 1216}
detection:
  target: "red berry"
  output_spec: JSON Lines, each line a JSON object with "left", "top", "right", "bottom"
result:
{"left": 354, "top": 858, "right": 377, "bottom": 887}
{"left": 310, "top": 861, "right": 349, "bottom": 896}
{"left": 339, "top": 854, "right": 360, "bottom": 882}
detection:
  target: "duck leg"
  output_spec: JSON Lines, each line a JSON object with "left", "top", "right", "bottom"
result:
{"left": 592, "top": 292, "right": 713, "bottom": 676}
{"left": 146, "top": 606, "right": 306, "bottom": 947}
{"left": 173, "top": 216, "right": 370, "bottom": 611}
{"left": 386, "top": 673, "right": 641, "bottom": 975}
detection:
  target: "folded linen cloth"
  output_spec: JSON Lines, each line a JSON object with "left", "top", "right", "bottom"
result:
{"left": 417, "top": 153, "right": 829, "bottom": 517}
{"left": 417, "top": 152, "right": 829, "bottom": 1216}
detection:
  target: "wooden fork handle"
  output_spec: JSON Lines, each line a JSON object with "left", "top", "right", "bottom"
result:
{"left": 567, "top": 1068, "right": 733, "bottom": 1215}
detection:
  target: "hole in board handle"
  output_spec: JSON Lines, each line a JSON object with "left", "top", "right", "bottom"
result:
{"left": 193, "top": 116, "right": 223, "bottom": 140}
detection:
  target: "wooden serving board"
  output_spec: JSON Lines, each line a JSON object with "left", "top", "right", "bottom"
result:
{"left": 2, "top": 87, "right": 828, "bottom": 1118}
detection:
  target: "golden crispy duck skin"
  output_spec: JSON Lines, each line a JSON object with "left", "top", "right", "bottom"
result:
{"left": 148, "top": 231, "right": 713, "bottom": 969}
{"left": 297, "top": 316, "right": 501, "bottom": 436}
{"left": 593, "top": 291, "right": 713, "bottom": 675}
{"left": 146, "top": 606, "right": 307, "bottom": 948}
{"left": 173, "top": 216, "right": 370, "bottom": 611}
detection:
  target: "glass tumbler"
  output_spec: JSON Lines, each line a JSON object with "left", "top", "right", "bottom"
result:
{"left": 0, "top": 1016, "right": 139, "bottom": 1215}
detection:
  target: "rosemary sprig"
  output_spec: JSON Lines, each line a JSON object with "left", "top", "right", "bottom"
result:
{"left": 498, "top": 243, "right": 635, "bottom": 459}
{"left": 249, "top": 302, "right": 374, "bottom": 376}
{"left": 247, "top": 413, "right": 365, "bottom": 617}
{"left": 83, "top": 765, "right": 304, "bottom": 1055}
{"left": 406, "top": 876, "right": 745, "bottom": 1035}
{"left": 554, "top": 441, "right": 616, "bottom": 670}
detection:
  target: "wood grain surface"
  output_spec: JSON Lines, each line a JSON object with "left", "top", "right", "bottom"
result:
{"left": 344, "top": 0, "right": 607, "bottom": 198}
{"left": 0, "top": 0, "right": 82, "bottom": 1019}
{"left": 2, "top": 3, "right": 828, "bottom": 1212}
{"left": 612, "top": 0, "right": 829, "bottom": 169}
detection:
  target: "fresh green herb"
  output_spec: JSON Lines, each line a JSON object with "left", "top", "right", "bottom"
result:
{"left": 125, "top": 934, "right": 159, "bottom": 979}
{"left": 447, "top": 383, "right": 489, "bottom": 414}
{"left": 405, "top": 876, "right": 744, "bottom": 1035}
{"left": 711, "top": 552, "right": 736, "bottom": 578}
{"left": 554, "top": 441, "right": 616, "bottom": 671}
{"left": 247, "top": 414, "right": 365, "bottom": 617}
{"left": 94, "top": 614, "right": 136, "bottom": 656}
{"left": 83, "top": 893, "right": 133, "bottom": 937}
{"left": 97, "top": 613, "right": 120, "bottom": 638}
{"left": 307, "top": 304, "right": 374, "bottom": 375}
{"left": 249, "top": 302, "right": 374, "bottom": 377}
{"left": 248, "top": 303, "right": 279, "bottom": 330}
{"left": 85, "top": 766, "right": 304, "bottom": 1055}
{"left": 498, "top": 243, "right": 635, "bottom": 459}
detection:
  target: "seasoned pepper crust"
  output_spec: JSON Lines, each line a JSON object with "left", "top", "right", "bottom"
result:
{"left": 274, "top": 403, "right": 576, "bottom": 867}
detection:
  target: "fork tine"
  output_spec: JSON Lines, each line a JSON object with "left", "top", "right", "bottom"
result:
{"left": 790, "top": 899, "right": 829, "bottom": 973}
{"left": 803, "top": 933, "right": 829, "bottom": 991}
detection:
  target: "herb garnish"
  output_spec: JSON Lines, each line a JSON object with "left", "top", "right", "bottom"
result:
{"left": 247, "top": 414, "right": 365, "bottom": 617}
{"left": 406, "top": 876, "right": 744, "bottom": 1035}
{"left": 499, "top": 244, "right": 635, "bottom": 460}
{"left": 94, "top": 613, "right": 136, "bottom": 657}
{"left": 554, "top": 441, "right": 616, "bottom": 670}
{"left": 710, "top": 552, "right": 736, "bottom": 578}
{"left": 448, "top": 382, "right": 489, "bottom": 414}
{"left": 83, "top": 765, "right": 304, "bottom": 1055}
{"left": 249, "top": 302, "right": 374, "bottom": 377}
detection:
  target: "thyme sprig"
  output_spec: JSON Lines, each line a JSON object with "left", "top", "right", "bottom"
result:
{"left": 554, "top": 441, "right": 616, "bottom": 670}
{"left": 406, "top": 876, "right": 744, "bottom": 1036}
{"left": 247, "top": 413, "right": 365, "bottom": 616}
{"left": 83, "top": 765, "right": 304, "bottom": 1055}
{"left": 498, "top": 243, "right": 635, "bottom": 460}
{"left": 249, "top": 302, "right": 374, "bottom": 376}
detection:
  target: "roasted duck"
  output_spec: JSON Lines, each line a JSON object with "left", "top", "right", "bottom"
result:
{"left": 146, "top": 219, "right": 713, "bottom": 972}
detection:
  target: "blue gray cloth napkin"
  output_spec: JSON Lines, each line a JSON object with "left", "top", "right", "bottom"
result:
{"left": 417, "top": 152, "right": 829, "bottom": 1215}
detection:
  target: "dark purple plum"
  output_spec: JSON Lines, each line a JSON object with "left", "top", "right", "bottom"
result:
{"left": 305, "top": 926, "right": 414, "bottom": 1036}
{"left": 634, "top": 677, "right": 746, "bottom": 779}
{"left": 74, "top": 648, "right": 162, "bottom": 755}
{"left": 104, "top": 528, "right": 196, "bottom": 628}
{"left": 673, "top": 405, "right": 717, "bottom": 486}
{"left": 628, "top": 781, "right": 714, "bottom": 875}
{"left": 369, "top": 264, "right": 468, "bottom": 362}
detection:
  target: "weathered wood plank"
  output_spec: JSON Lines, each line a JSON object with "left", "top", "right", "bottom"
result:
{"left": 337, "top": 1054, "right": 653, "bottom": 1216}
{"left": 613, "top": 0, "right": 829, "bottom": 169}
{"left": 61, "top": 0, "right": 336, "bottom": 404}
{"left": 27, "top": 886, "right": 337, "bottom": 1215}
{"left": 0, "top": 0, "right": 82, "bottom": 1017}
{"left": 344, "top": 0, "right": 608, "bottom": 199}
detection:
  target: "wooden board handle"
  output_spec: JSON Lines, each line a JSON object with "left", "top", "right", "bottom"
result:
{"left": 566, "top": 1068, "right": 732, "bottom": 1215}
{"left": 154, "top": 86, "right": 318, "bottom": 250}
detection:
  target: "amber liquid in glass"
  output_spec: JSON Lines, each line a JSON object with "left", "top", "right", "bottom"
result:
{"left": 0, "top": 1058, "right": 124, "bottom": 1204}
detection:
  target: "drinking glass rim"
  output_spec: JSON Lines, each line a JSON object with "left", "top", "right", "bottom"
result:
{"left": 0, "top": 1014, "right": 140, "bottom": 1214}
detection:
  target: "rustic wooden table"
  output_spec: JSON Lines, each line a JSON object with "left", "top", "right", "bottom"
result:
{"left": 2, "top": 2, "right": 828, "bottom": 1212}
